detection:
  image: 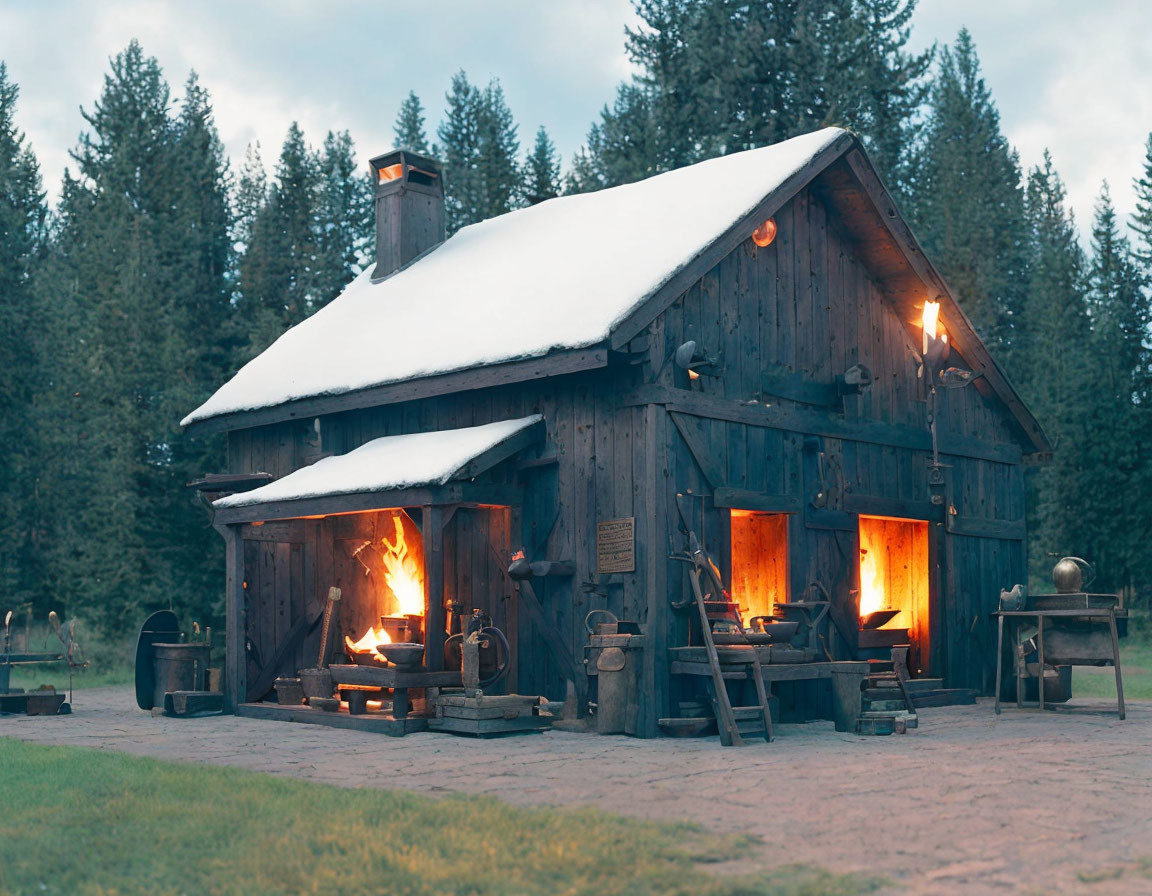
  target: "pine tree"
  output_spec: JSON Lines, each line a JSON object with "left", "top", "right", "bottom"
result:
{"left": 571, "top": 0, "right": 929, "bottom": 192}
{"left": 237, "top": 122, "right": 321, "bottom": 353}
{"left": 476, "top": 81, "right": 520, "bottom": 220}
{"left": 0, "top": 63, "right": 47, "bottom": 611}
{"left": 851, "top": 0, "right": 934, "bottom": 195}
{"left": 1015, "top": 155, "right": 1092, "bottom": 586}
{"left": 37, "top": 42, "right": 232, "bottom": 632}
{"left": 394, "top": 90, "right": 431, "bottom": 154}
{"left": 567, "top": 84, "right": 659, "bottom": 193}
{"left": 437, "top": 71, "right": 483, "bottom": 232}
{"left": 1078, "top": 186, "right": 1151, "bottom": 594}
{"left": 314, "top": 130, "right": 373, "bottom": 306}
{"left": 1133, "top": 132, "right": 1152, "bottom": 267}
{"left": 233, "top": 141, "right": 267, "bottom": 254}
{"left": 524, "top": 126, "right": 561, "bottom": 203}
{"left": 908, "top": 29, "right": 1027, "bottom": 356}
{"left": 171, "top": 72, "right": 236, "bottom": 389}
{"left": 437, "top": 72, "right": 522, "bottom": 231}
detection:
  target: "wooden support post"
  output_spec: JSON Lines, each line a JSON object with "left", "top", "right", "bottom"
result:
{"left": 219, "top": 523, "right": 246, "bottom": 713}
{"left": 423, "top": 505, "right": 448, "bottom": 672}
{"left": 1037, "top": 615, "right": 1045, "bottom": 711}
{"left": 994, "top": 614, "right": 1004, "bottom": 715}
{"left": 393, "top": 686, "right": 410, "bottom": 719}
{"left": 1109, "top": 612, "right": 1125, "bottom": 720}
{"left": 640, "top": 403, "right": 669, "bottom": 738}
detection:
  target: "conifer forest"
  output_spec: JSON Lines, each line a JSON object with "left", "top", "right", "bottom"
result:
{"left": 3, "top": 1, "right": 1152, "bottom": 640}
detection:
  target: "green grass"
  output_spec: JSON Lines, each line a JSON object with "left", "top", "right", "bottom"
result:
{"left": 0, "top": 739, "right": 879, "bottom": 896}
{"left": 5, "top": 621, "right": 136, "bottom": 692}
{"left": 7, "top": 661, "right": 133, "bottom": 692}
{"left": 1074, "top": 638, "right": 1152, "bottom": 700}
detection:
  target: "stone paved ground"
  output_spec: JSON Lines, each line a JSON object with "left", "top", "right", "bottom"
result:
{"left": 4, "top": 687, "right": 1151, "bottom": 895}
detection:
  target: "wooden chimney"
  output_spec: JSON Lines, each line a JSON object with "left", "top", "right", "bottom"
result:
{"left": 369, "top": 149, "right": 446, "bottom": 280}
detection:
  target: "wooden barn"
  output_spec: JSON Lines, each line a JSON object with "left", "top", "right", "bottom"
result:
{"left": 183, "top": 127, "right": 1049, "bottom": 738}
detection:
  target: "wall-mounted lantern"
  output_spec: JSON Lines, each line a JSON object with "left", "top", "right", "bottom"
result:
{"left": 674, "top": 340, "right": 720, "bottom": 379}
{"left": 920, "top": 299, "right": 950, "bottom": 379}
{"left": 751, "top": 218, "right": 778, "bottom": 248}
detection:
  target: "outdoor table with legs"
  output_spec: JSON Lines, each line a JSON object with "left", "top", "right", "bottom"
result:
{"left": 993, "top": 607, "right": 1125, "bottom": 719}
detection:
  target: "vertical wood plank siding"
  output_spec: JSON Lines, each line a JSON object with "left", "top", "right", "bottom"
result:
{"left": 222, "top": 183, "right": 1030, "bottom": 724}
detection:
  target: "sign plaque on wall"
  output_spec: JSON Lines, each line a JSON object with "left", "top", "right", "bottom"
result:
{"left": 596, "top": 517, "right": 635, "bottom": 574}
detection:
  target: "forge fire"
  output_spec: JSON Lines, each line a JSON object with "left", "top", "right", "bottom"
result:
{"left": 344, "top": 512, "right": 426, "bottom": 664}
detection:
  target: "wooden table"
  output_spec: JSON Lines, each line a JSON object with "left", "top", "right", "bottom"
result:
{"left": 669, "top": 648, "right": 870, "bottom": 732}
{"left": 993, "top": 609, "right": 1125, "bottom": 719}
{"left": 328, "top": 664, "right": 462, "bottom": 719}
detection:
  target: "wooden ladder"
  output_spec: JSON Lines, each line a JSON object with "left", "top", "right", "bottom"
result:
{"left": 687, "top": 562, "right": 773, "bottom": 745}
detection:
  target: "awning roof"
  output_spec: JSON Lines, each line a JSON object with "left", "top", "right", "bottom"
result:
{"left": 212, "top": 415, "right": 543, "bottom": 523}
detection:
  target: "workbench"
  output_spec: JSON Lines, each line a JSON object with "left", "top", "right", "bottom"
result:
{"left": 669, "top": 648, "right": 871, "bottom": 732}
{"left": 1, "top": 652, "right": 65, "bottom": 694}
{"left": 994, "top": 605, "right": 1126, "bottom": 719}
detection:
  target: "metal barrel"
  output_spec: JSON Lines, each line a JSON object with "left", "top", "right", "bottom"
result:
{"left": 152, "top": 643, "right": 211, "bottom": 707}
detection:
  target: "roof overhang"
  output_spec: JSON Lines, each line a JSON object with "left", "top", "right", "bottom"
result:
{"left": 212, "top": 415, "right": 543, "bottom": 525}
{"left": 816, "top": 149, "right": 1052, "bottom": 459}
{"left": 185, "top": 349, "right": 604, "bottom": 436}
{"left": 608, "top": 135, "right": 1051, "bottom": 459}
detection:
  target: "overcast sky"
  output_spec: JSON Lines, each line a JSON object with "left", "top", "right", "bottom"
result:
{"left": 2, "top": 1, "right": 1149, "bottom": 240}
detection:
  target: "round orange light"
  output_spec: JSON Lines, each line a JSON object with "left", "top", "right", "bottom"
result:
{"left": 751, "top": 217, "right": 777, "bottom": 248}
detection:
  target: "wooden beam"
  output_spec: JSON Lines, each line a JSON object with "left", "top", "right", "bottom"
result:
{"left": 184, "top": 348, "right": 609, "bottom": 436}
{"left": 622, "top": 385, "right": 1022, "bottom": 465}
{"left": 945, "top": 514, "right": 1027, "bottom": 541}
{"left": 668, "top": 411, "right": 727, "bottom": 489}
{"left": 515, "top": 578, "right": 582, "bottom": 687}
{"left": 238, "top": 520, "right": 308, "bottom": 543}
{"left": 244, "top": 600, "right": 325, "bottom": 702}
{"left": 844, "top": 494, "right": 938, "bottom": 521}
{"left": 713, "top": 487, "right": 801, "bottom": 513}
{"left": 212, "top": 483, "right": 522, "bottom": 525}
{"left": 609, "top": 131, "right": 857, "bottom": 350}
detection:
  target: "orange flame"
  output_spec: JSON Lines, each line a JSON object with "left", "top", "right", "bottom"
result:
{"left": 344, "top": 624, "right": 391, "bottom": 663}
{"left": 382, "top": 513, "right": 424, "bottom": 617}
{"left": 859, "top": 548, "right": 885, "bottom": 617}
{"left": 922, "top": 300, "right": 940, "bottom": 341}
{"left": 921, "top": 301, "right": 947, "bottom": 355}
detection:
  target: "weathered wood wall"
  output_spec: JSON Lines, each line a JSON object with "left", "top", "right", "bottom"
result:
{"left": 221, "top": 181, "right": 1030, "bottom": 729}
{"left": 638, "top": 183, "right": 1027, "bottom": 695}
{"left": 226, "top": 368, "right": 655, "bottom": 708}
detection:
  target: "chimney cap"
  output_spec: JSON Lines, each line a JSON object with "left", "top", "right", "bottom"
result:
{"left": 369, "top": 147, "right": 441, "bottom": 167}
{"left": 368, "top": 148, "right": 440, "bottom": 192}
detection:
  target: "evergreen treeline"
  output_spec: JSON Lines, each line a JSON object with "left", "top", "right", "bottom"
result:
{"left": 3, "top": 5, "right": 1152, "bottom": 639}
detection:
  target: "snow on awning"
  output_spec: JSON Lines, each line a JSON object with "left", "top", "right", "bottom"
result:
{"left": 213, "top": 415, "right": 543, "bottom": 511}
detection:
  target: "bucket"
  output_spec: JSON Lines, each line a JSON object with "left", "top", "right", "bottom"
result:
{"left": 152, "top": 644, "right": 211, "bottom": 708}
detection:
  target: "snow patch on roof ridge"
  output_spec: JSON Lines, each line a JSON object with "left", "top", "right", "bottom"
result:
{"left": 184, "top": 127, "right": 847, "bottom": 427}
{"left": 213, "top": 415, "right": 543, "bottom": 509}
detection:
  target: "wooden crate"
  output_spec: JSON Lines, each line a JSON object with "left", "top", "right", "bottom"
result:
{"left": 429, "top": 693, "right": 551, "bottom": 735}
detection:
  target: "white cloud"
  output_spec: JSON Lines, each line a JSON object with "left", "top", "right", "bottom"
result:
{"left": 910, "top": 0, "right": 1152, "bottom": 238}
{"left": 3, "top": 0, "right": 1147, "bottom": 246}
{"left": 1, "top": 0, "right": 638, "bottom": 200}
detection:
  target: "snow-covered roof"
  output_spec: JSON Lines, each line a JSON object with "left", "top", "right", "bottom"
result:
{"left": 183, "top": 128, "right": 847, "bottom": 427}
{"left": 213, "top": 415, "right": 542, "bottom": 509}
